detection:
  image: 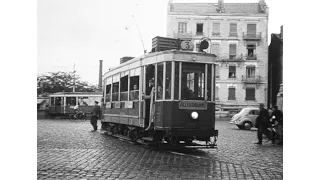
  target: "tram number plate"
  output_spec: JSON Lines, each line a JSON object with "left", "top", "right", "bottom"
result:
{"left": 179, "top": 101, "right": 207, "bottom": 110}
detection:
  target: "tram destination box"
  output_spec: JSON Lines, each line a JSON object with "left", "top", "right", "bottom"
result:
{"left": 151, "top": 36, "right": 182, "bottom": 52}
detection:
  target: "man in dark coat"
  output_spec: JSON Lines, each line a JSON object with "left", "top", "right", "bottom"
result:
{"left": 91, "top": 101, "right": 101, "bottom": 131}
{"left": 255, "top": 103, "right": 270, "bottom": 144}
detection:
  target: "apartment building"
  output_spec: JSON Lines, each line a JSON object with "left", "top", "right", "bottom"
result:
{"left": 166, "top": 0, "right": 269, "bottom": 109}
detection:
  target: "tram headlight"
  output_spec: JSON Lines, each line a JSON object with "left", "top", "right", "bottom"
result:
{"left": 191, "top": 112, "right": 199, "bottom": 120}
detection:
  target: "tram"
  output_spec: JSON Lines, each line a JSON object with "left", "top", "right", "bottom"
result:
{"left": 101, "top": 50, "right": 218, "bottom": 147}
{"left": 48, "top": 92, "right": 103, "bottom": 117}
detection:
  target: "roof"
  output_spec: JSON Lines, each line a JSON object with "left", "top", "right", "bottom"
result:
{"left": 169, "top": 3, "right": 266, "bottom": 15}
{"left": 50, "top": 92, "right": 102, "bottom": 95}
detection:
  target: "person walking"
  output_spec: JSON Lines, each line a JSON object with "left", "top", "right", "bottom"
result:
{"left": 255, "top": 103, "right": 270, "bottom": 145}
{"left": 90, "top": 101, "right": 101, "bottom": 131}
{"left": 270, "top": 105, "right": 283, "bottom": 145}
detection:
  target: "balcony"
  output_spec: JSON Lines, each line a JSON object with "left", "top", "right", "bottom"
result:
{"left": 245, "top": 54, "right": 257, "bottom": 60}
{"left": 243, "top": 32, "right": 262, "bottom": 40}
{"left": 218, "top": 55, "right": 244, "bottom": 62}
{"left": 241, "top": 75, "right": 261, "bottom": 83}
{"left": 173, "top": 31, "right": 193, "bottom": 39}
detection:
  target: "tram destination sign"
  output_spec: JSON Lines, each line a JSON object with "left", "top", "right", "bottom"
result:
{"left": 179, "top": 101, "right": 207, "bottom": 110}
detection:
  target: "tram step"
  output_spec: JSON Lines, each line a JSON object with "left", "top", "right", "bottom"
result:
{"left": 141, "top": 137, "right": 154, "bottom": 142}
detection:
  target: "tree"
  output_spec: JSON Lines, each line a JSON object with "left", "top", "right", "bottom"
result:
{"left": 37, "top": 71, "right": 98, "bottom": 96}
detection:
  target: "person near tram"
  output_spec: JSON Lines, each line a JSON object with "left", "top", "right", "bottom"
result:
{"left": 270, "top": 105, "right": 283, "bottom": 145}
{"left": 255, "top": 103, "right": 270, "bottom": 145}
{"left": 90, "top": 101, "right": 101, "bottom": 131}
{"left": 142, "top": 78, "right": 155, "bottom": 131}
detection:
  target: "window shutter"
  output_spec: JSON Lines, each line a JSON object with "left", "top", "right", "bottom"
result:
{"left": 230, "top": 23, "right": 237, "bottom": 36}
{"left": 215, "top": 65, "right": 220, "bottom": 78}
{"left": 229, "top": 44, "right": 236, "bottom": 55}
{"left": 212, "top": 23, "right": 220, "bottom": 35}
{"left": 246, "top": 88, "right": 255, "bottom": 100}
{"left": 215, "top": 86, "right": 219, "bottom": 100}
{"left": 212, "top": 44, "right": 220, "bottom": 56}
{"left": 228, "top": 87, "right": 236, "bottom": 100}
{"left": 178, "top": 22, "right": 187, "bottom": 34}
{"left": 247, "top": 24, "right": 256, "bottom": 37}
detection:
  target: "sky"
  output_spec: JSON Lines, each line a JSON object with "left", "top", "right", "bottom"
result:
{"left": 37, "top": 0, "right": 284, "bottom": 85}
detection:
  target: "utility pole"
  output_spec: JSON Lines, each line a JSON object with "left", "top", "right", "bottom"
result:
{"left": 73, "top": 63, "right": 76, "bottom": 92}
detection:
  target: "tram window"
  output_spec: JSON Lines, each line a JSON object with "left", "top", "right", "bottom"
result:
{"left": 165, "top": 62, "right": 172, "bottom": 100}
{"left": 112, "top": 74, "right": 120, "bottom": 101}
{"left": 78, "top": 97, "right": 89, "bottom": 106}
{"left": 174, "top": 62, "right": 180, "bottom": 100}
{"left": 88, "top": 97, "right": 101, "bottom": 106}
{"left": 105, "top": 84, "right": 111, "bottom": 102}
{"left": 156, "top": 63, "right": 164, "bottom": 100}
{"left": 120, "top": 71, "right": 129, "bottom": 101}
{"left": 130, "top": 68, "right": 140, "bottom": 101}
{"left": 50, "top": 97, "right": 54, "bottom": 106}
{"left": 181, "top": 62, "right": 205, "bottom": 100}
{"left": 55, "top": 97, "right": 62, "bottom": 106}
{"left": 207, "top": 64, "right": 212, "bottom": 101}
{"left": 66, "top": 97, "right": 76, "bottom": 106}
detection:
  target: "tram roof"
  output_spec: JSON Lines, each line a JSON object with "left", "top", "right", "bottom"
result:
{"left": 49, "top": 92, "right": 103, "bottom": 97}
{"left": 103, "top": 50, "right": 217, "bottom": 79}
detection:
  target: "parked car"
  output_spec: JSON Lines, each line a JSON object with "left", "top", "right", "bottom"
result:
{"left": 230, "top": 107, "right": 260, "bottom": 130}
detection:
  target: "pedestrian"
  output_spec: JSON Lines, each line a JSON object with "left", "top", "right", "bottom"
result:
{"left": 90, "top": 101, "right": 101, "bottom": 131}
{"left": 255, "top": 103, "right": 270, "bottom": 145}
{"left": 270, "top": 105, "right": 283, "bottom": 145}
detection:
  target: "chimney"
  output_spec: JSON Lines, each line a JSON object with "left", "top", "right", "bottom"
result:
{"left": 217, "top": 0, "right": 225, "bottom": 13}
{"left": 280, "top": 25, "right": 283, "bottom": 40}
{"left": 98, "top": 60, "right": 103, "bottom": 92}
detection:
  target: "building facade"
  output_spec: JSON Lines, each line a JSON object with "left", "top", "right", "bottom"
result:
{"left": 166, "top": 0, "right": 269, "bottom": 109}
{"left": 268, "top": 26, "right": 283, "bottom": 108}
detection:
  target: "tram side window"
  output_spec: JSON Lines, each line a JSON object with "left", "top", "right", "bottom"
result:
{"left": 120, "top": 71, "right": 129, "bottom": 101}
{"left": 50, "top": 97, "right": 54, "bottom": 106}
{"left": 165, "top": 62, "right": 172, "bottom": 100}
{"left": 181, "top": 62, "right": 205, "bottom": 100}
{"left": 112, "top": 74, "right": 120, "bottom": 101}
{"left": 105, "top": 77, "right": 112, "bottom": 102}
{"left": 78, "top": 97, "right": 89, "bottom": 106}
{"left": 66, "top": 97, "right": 76, "bottom": 106}
{"left": 130, "top": 68, "right": 140, "bottom": 101}
{"left": 174, "top": 62, "right": 180, "bottom": 100}
{"left": 156, "top": 63, "right": 164, "bottom": 100}
{"left": 207, "top": 64, "right": 212, "bottom": 101}
{"left": 88, "top": 97, "right": 101, "bottom": 105}
{"left": 55, "top": 97, "right": 62, "bottom": 106}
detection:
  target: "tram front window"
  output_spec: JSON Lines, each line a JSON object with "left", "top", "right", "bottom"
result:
{"left": 181, "top": 62, "right": 205, "bottom": 100}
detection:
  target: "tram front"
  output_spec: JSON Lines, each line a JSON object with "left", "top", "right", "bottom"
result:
{"left": 153, "top": 51, "right": 218, "bottom": 145}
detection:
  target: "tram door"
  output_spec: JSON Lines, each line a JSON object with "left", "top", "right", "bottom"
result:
{"left": 54, "top": 97, "right": 64, "bottom": 114}
{"left": 144, "top": 65, "right": 155, "bottom": 126}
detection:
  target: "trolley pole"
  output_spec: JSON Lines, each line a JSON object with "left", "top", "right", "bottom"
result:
{"left": 73, "top": 63, "right": 76, "bottom": 92}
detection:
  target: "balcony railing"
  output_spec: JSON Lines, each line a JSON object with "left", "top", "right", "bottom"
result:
{"left": 241, "top": 75, "right": 261, "bottom": 83}
{"left": 243, "top": 32, "right": 262, "bottom": 40}
{"left": 173, "top": 31, "right": 193, "bottom": 39}
{"left": 245, "top": 54, "right": 257, "bottom": 60}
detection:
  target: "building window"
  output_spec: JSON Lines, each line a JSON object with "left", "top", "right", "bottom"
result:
{"left": 212, "top": 23, "right": 220, "bottom": 36}
{"left": 215, "top": 86, "right": 219, "bottom": 100}
{"left": 246, "top": 45, "right": 256, "bottom": 59}
{"left": 228, "top": 65, "right": 236, "bottom": 78}
{"left": 178, "top": 22, "right": 187, "bottom": 34}
{"left": 215, "top": 65, "right": 220, "bottom": 79}
{"left": 229, "top": 23, "right": 237, "bottom": 37}
{"left": 196, "top": 23, "right": 203, "bottom": 35}
{"left": 247, "top": 24, "right": 257, "bottom": 38}
{"left": 246, "top": 66, "right": 255, "bottom": 78}
{"left": 228, "top": 87, "right": 236, "bottom": 100}
{"left": 211, "top": 44, "right": 220, "bottom": 57}
{"left": 229, "top": 44, "right": 237, "bottom": 60}
{"left": 245, "top": 87, "right": 255, "bottom": 100}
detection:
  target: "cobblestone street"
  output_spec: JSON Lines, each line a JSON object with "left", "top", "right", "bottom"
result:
{"left": 37, "top": 119, "right": 283, "bottom": 180}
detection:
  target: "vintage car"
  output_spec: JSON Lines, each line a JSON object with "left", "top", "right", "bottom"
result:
{"left": 229, "top": 107, "right": 260, "bottom": 130}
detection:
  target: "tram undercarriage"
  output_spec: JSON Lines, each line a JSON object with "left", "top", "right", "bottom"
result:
{"left": 101, "top": 122, "right": 218, "bottom": 149}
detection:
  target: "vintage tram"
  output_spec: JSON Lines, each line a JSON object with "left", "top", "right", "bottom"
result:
{"left": 101, "top": 50, "right": 218, "bottom": 147}
{"left": 48, "top": 92, "right": 103, "bottom": 117}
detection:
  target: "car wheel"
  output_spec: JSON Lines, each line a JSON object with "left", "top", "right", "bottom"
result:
{"left": 243, "top": 122, "right": 252, "bottom": 130}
